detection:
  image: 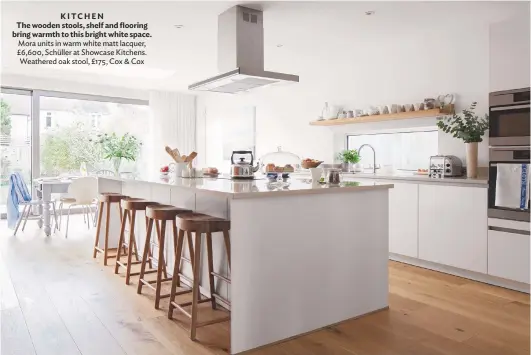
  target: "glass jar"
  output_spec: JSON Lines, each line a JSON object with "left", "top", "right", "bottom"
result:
{"left": 327, "top": 168, "right": 342, "bottom": 185}
{"left": 259, "top": 146, "right": 301, "bottom": 173}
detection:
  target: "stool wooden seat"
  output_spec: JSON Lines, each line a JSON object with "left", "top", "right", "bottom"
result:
{"left": 114, "top": 198, "right": 159, "bottom": 285}
{"left": 168, "top": 213, "right": 231, "bottom": 341}
{"left": 93, "top": 193, "right": 128, "bottom": 266}
{"left": 99, "top": 192, "right": 127, "bottom": 203}
{"left": 137, "top": 205, "right": 192, "bottom": 309}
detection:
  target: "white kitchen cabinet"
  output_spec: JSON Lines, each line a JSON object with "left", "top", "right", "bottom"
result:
{"left": 418, "top": 185, "right": 488, "bottom": 273}
{"left": 489, "top": 14, "right": 530, "bottom": 91}
{"left": 388, "top": 182, "right": 418, "bottom": 258}
{"left": 488, "top": 229, "right": 530, "bottom": 284}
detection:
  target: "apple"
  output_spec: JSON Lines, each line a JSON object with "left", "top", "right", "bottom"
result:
{"left": 160, "top": 166, "right": 169, "bottom": 173}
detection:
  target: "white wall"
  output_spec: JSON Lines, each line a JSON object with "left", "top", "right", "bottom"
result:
{"left": 489, "top": 12, "right": 531, "bottom": 92}
{"left": 197, "top": 21, "right": 492, "bottom": 168}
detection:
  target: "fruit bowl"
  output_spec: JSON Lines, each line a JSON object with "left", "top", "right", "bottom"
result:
{"left": 301, "top": 159, "right": 323, "bottom": 169}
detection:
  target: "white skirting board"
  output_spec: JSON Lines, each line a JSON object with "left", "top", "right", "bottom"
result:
{"left": 390, "top": 253, "right": 530, "bottom": 294}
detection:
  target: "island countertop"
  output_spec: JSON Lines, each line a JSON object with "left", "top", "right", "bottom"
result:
{"left": 103, "top": 174, "right": 394, "bottom": 199}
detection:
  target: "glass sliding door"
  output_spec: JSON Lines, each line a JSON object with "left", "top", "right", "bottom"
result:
{"left": 0, "top": 89, "right": 32, "bottom": 217}
{"left": 38, "top": 95, "right": 150, "bottom": 178}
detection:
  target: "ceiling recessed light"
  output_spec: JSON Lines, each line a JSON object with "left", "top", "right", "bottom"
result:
{"left": 174, "top": 24, "right": 184, "bottom": 29}
{"left": 276, "top": 44, "right": 283, "bottom": 48}
{"left": 365, "top": 11, "right": 375, "bottom": 16}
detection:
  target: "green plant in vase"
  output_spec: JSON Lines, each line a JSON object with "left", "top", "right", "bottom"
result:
{"left": 337, "top": 149, "right": 361, "bottom": 172}
{"left": 94, "top": 132, "right": 141, "bottom": 175}
{"left": 436, "top": 102, "right": 488, "bottom": 178}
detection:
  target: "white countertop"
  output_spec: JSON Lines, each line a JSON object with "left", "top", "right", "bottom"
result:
{"left": 291, "top": 170, "right": 488, "bottom": 187}
{"left": 105, "top": 174, "right": 393, "bottom": 199}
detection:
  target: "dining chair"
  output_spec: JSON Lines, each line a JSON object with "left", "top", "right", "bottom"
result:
{"left": 62, "top": 177, "right": 99, "bottom": 238}
{"left": 12, "top": 174, "right": 59, "bottom": 236}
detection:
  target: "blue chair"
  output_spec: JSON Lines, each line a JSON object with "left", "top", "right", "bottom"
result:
{"left": 8, "top": 172, "right": 59, "bottom": 236}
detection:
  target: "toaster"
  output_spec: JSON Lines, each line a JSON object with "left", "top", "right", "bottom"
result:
{"left": 429, "top": 155, "right": 463, "bottom": 178}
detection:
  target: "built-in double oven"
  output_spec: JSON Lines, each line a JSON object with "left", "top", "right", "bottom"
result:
{"left": 488, "top": 87, "right": 530, "bottom": 222}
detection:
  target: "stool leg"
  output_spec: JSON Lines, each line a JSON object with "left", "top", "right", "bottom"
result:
{"left": 206, "top": 232, "right": 217, "bottom": 310}
{"left": 186, "top": 231, "right": 195, "bottom": 269}
{"left": 114, "top": 209, "right": 129, "bottom": 274}
{"left": 191, "top": 232, "right": 202, "bottom": 341}
{"left": 125, "top": 210, "right": 137, "bottom": 285}
{"left": 155, "top": 221, "right": 168, "bottom": 279}
{"left": 137, "top": 218, "right": 154, "bottom": 295}
{"left": 223, "top": 230, "right": 231, "bottom": 270}
{"left": 103, "top": 201, "right": 111, "bottom": 266}
{"left": 132, "top": 228, "right": 140, "bottom": 262}
{"left": 118, "top": 205, "right": 126, "bottom": 255}
{"left": 145, "top": 216, "right": 153, "bottom": 269}
{"left": 93, "top": 202, "right": 104, "bottom": 258}
{"left": 168, "top": 226, "right": 185, "bottom": 320}
{"left": 155, "top": 220, "right": 167, "bottom": 309}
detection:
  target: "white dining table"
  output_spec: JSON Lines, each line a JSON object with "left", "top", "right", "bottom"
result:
{"left": 33, "top": 178, "right": 72, "bottom": 236}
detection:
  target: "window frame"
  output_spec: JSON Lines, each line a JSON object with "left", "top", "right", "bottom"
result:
{"left": 1, "top": 86, "right": 148, "bottom": 181}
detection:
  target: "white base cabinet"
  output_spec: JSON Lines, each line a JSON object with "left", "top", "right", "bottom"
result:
{"left": 488, "top": 229, "right": 530, "bottom": 284}
{"left": 418, "top": 184, "right": 488, "bottom": 274}
{"left": 388, "top": 182, "right": 418, "bottom": 258}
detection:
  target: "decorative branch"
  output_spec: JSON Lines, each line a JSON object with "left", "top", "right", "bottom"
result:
{"left": 436, "top": 102, "right": 489, "bottom": 143}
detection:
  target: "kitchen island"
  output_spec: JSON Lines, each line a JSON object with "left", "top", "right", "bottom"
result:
{"left": 97, "top": 175, "right": 394, "bottom": 354}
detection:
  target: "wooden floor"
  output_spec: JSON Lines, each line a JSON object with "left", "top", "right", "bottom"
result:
{"left": 1, "top": 217, "right": 529, "bottom": 355}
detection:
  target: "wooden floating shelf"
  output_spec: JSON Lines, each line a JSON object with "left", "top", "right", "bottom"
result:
{"left": 309, "top": 105, "right": 454, "bottom": 126}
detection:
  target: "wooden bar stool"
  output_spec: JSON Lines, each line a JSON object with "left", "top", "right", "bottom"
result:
{"left": 93, "top": 192, "right": 128, "bottom": 266}
{"left": 137, "top": 205, "right": 192, "bottom": 309}
{"left": 114, "top": 198, "right": 159, "bottom": 285}
{"left": 168, "top": 212, "right": 231, "bottom": 341}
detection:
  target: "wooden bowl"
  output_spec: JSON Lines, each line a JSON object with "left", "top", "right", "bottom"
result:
{"left": 301, "top": 160, "right": 322, "bottom": 169}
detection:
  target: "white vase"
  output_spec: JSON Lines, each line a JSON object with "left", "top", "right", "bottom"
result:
{"left": 466, "top": 142, "right": 478, "bottom": 178}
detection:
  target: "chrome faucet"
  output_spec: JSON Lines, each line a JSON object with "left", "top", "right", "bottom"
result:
{"left": 358, "top": 144, "right": 376, "bottom": 174}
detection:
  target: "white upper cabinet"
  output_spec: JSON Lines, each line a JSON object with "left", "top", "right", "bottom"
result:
{"left": 388, "top": 182, "right": 419, "bottom": 258}
{"left": 489, "top": 14, "right": 531, "bottom": 92}
{"left": 418, "top": 185, "right": 488, "bottom": 273}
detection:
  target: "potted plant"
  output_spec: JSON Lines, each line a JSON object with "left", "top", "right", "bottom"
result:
{"left": 436, "top": 102, "right": 488, "bottom": 178}
{"left": 94, "top": 132, "right": 141, "bottom": 175}
{"left": 337, "top": 149, "right": 361, "bottom": 172}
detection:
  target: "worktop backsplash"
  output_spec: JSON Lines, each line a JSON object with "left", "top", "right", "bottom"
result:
{"left": 345, "top": 130, "right": 438, "bottom": 171}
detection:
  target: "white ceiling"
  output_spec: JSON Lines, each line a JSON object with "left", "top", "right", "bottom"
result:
{"left": 1, "top": 1, "right": 527, "bottom": 92}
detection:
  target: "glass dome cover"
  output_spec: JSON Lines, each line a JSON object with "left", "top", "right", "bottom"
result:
{"left": 260, "top": 146, "right": 301, "bottom": 173}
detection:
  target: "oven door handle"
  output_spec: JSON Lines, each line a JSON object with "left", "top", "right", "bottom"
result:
{"left": 490, "top": 104, "right": 530, "bottom": 111}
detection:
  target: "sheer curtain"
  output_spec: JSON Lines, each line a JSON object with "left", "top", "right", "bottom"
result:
{"left": 148, "top": 91, "right": 196, "bottom": 174}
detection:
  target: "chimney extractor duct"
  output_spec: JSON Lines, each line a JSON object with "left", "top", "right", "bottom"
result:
{"left": 188, "top": 6, "right": 299, "bottom": 94}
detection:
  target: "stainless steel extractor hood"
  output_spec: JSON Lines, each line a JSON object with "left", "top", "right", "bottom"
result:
{"left": 188, "top": 5, "right": 299, "bottom": 94}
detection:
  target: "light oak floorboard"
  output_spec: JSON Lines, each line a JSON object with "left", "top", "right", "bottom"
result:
{"left": 0, "top": 217, "right": 528, "bottom": 355}
{"left": 1, "top": 307, "right": 36, "bottom": 355}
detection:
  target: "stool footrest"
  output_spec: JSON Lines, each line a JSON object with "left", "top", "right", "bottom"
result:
{"left": 139, "top": 277, "right": 173, "bottom": 290}
{"left": 178, "top": 297, "right": 212, "bottom": 308}
{"left": 197, "top": 316, "right": 231, "bottom": 329}
{"left": 141, "top": 277, "right": 172, "bottom": 284}
{"left": 181, "top": 256, "right": 192, "bottom": 264}
{"left": 170, "top": 302, "right": 192, "bottom": 318}
{"left": 116, "top": 260, "right": 141, "bottom": 268}
{"left": 129, "top": 269, "right": 156, "bottom": 277}
{"left": 211, "top": 272, "right": 231, "bottom": 284}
